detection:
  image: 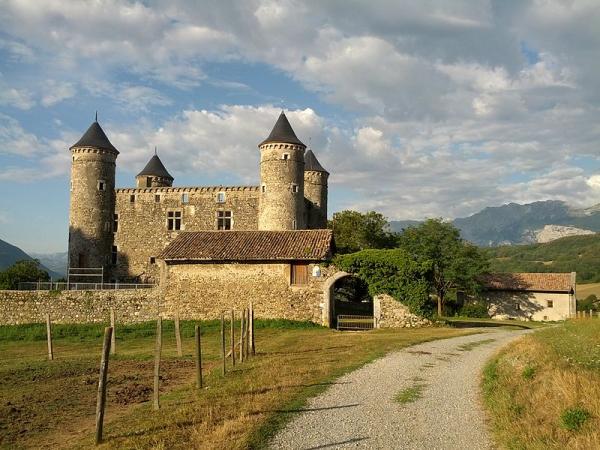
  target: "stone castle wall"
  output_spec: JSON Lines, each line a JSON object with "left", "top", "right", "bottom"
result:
{"left": 159, "top": 261, "right": 327, "bottom": 323}
{"left": 303, "top": 170, "right": 328, "bottom": 229}
{"left": 373, "top": 294, "right": 432, "bottom": 328}
{"left": 258, "top": 143, "right": 306, "bottom": 230}
{"left": 113, "top": 186, "right": 260, "bottom": 282}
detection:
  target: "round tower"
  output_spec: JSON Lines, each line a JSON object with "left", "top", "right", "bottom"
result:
{"left": 303, "top": 149, "right": 329, "bottom": 229}
{"left": 258, "top": 112, "right": 306, "bottom": 230}
{"left": 68, "top": 119, "right": 119, "bottom": 275}
{"left": 135, "top": 152, "right": 174, "bottom": 188}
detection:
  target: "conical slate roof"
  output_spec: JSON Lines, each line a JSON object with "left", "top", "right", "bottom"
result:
{"left": 136, "top": 154, "right": 173, "bottom": 180}
{"left": 70, "top": 121, "right": 119, "bottom": 154}
{"left": 304, "top": 149, "right": 329, "bottom": 174}
{"left": 259, "top": 111, "right": 305, "bottom": 147}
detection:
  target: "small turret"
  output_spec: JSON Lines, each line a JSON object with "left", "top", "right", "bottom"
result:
{"left": 258, "top": 112, "right": 306, "bottom": 230}
{"left": 304, "top": 149, "right": 329, "bottom": 228}
{"left": 136, "top": 152, "right": 173, "bottom": 188}
{"left": 68, "top": 118, "right": 118, "bottom": 276}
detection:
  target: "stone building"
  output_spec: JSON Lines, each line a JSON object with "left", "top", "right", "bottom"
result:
{"left": 68, "top": 111, "right": 330, "bottom": 283}
{"left": 481, "top": 272, "right": 576, "bottom": 321}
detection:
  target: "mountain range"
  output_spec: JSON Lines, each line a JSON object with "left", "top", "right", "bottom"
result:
{"left": 0, "top": 239, "right": 65, "bottom": 279}
{"left": 390, "top": 200, "right": 600, "bottom": 246}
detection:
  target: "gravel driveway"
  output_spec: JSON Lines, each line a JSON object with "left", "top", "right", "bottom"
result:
{"left": 270, "top": 329, "right": 529, "bottom": 449}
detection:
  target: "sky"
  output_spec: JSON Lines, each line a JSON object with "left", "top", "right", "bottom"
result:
{"left": 0, "top": 0, "right": 600, "bottom": 253}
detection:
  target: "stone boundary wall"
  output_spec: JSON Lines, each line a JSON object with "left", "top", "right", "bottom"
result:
{"left": 373, "top": 294, "right": 431, "bottom": 328}
{"left": 0, "top": 289, "right": 161, "bottom": 325}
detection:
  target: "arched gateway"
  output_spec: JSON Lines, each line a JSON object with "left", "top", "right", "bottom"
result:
{"left": 322, "top": 272, "right": 373, "bottom": 328}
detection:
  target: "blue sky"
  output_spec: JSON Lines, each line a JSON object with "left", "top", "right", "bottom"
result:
{"left": 1, "top": 0, "right": 600, "bottom": 253}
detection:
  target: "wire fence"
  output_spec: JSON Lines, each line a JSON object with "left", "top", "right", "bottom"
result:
{"left": 17, "top": 282, "right": 156, "bottom": 291}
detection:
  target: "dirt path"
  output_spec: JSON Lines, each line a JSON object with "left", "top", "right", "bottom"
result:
{"left": 270, "top": 329, "right": 529, "bottom": 449}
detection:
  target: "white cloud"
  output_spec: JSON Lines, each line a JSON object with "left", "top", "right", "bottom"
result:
{"left": 41, "top": 80, "right": 76, "bottom": 107}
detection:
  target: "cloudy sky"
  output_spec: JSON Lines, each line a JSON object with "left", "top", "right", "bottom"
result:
{"left": 1, "top": 0, "right": 599, "bottom": 253}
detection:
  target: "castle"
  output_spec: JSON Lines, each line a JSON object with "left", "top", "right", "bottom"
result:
{"left": 68, "top": 111, "right": 330, "bottom": 283}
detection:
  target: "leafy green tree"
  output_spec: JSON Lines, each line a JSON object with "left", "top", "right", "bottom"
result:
{"left": 0, "top": 259, "right": 49, "bottom": 290}
{"left": 398, "top": 219, "right": 489, "bottom": 316}
{"left": 329, "top": 210, "right": 397, "bottom": 254}
{"left": 334, "top": 248, "right": 433, "bottom": 317}
{"left": 577, "top": 294, "right": 598, "bottom": 311}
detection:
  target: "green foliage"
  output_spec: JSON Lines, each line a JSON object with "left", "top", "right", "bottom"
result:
{"left": 577, "top": 294, "right": 598, "bottom": 312}
{"left": 459, "top": 301, "right": 490, "bottom": 318}
{"left": 329, "top": 210, "right": 397, "bottom": 254}
{"left": 0, "top": 259, "right": 49, "bottom": 290}
{"left": 395, "top": 383, "right": 426, "bottom": 404}
{"left": 522, "top": 365, "right": 536, "bottom": 380}
{"left": 485, "top": 234, "right": 600, "bottom": 283}
{"left": 560, "top": 407, "right": 591, "bottom": 431}
{"left": 398, "top": 219, "right": 490, "bottom": 315}
{"left": 334, "top": 248, "right": 433, "bottom": 317}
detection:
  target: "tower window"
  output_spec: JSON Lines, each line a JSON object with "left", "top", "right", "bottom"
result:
{"left": 149, "top": 256, "right": 156, "bottom": 264}
{"left": 282, "top": 153, "right": 290, "bottom": 160}
{"left": 167, "top": 211, "right": 182, "bottom": 230}
{"left": 216, "top": 192, "right": 226, "bottom": 203}
{"left": 70, "top": 181, "right": 73, "bottom": 191}
{"left": 111, "top": 245, "right": 118, "bottom": 265}
{"left": 182, "top": 193, "right": 189, "bottom": 204}
{"left": 104, "top": 221, "right": 110, "bottom": 232}
{"left": 292, "top": 184, "right": 299, "bottom": 193}
{"left": 547, "top": 300, "right": 554, "bottom": 308}
{"left": 113, "top": 213, "right": 119, "bottom": 232}
{"left": 261, "top": 185, "right": 266, "bottom": 193}
{"left": 217, "top": 210, "right": 232, "bottom": 230}
{"left": 97, "top": 180, "right": 106, "bottom": 191}
{"left": 155, "top": 194, "right": 161, "bottom": 203}
{"left": 146, "top": 177, "right": 153, "bottom": 188}
{"left": 292, "top": 219, "right": 297, "bottom": 230}
{"left": 130, "top": 194, "right": 136, "bottom": 203}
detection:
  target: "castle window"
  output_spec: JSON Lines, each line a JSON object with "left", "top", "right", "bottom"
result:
{"left": 292, "top": 184, "right": 299, "bottom": 193}
{"left": 282, "top": 153, "right": 290, "bottom": 160}
{"left": 155, "top": 194, "right": 161, "bottom": 203}
{"left": 182, "top": 193, "right": 189, "bottom": 204}
{"left": 292, "top": 219, "right": 297, "bottom": 230}
{"left": 149, "top": 257, "right": 156, "bottom": 264}
{"left": 113, "top": 213, "right": 119, "bottom": 232}
{"left": 104, "top": 221, "right": 110, "bottom": 232}
{"left": 167, "top": 211, "right": 182, "bottom": 231}
{"left": 261, "top": 185, "right": 266, "bottom": 193}
{"left": 290, "top": 263, "right": 309, "bottom": 285}
{"left": 216, "top": 192, "right": 226, "bottom": 203}
{"left": 217, "top": 210, "right": 232, "bottom": 230}
{"left": 146, "top": 177, "right": 153, "bottom": 188}
{"left": 111, "top": 245, "right": 118, "bottom": 265}
{"left": 130, "top": 194, "right": 136, "bottom": 203}
{"left": 70, "top": 181, "right": 73, "bottom": 192}
{"left": 547, "top": 300, "right": 554, "bottom": 308}
{"left": 97, "top": 180, "right": 106, "bottom": 191}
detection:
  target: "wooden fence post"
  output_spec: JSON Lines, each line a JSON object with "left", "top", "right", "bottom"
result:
{"left": 230, "top": 309, "right": 236, "bottom": 366}
{"left": 245, "top": 308, "right": 250, "bottom": 358}
{"left": 240, "top": 310, "right": 245, "bottom": 363}
{"left": 221, "top": 313, "right": 226, "bottom": 376}
{"left": 153, "top": 316, "right": 162, "bottom": 410}
{"left": 250, "top": 304, "right": 255, "bottom": 356}
{"left": 590, "top": 309, "right": 593, "bottom": 319}
{"left": 110, "top": 309, "right": 116, "bottom": 355}
{"left": 46, "top": 314, "right": 53, "bottom": 361}
{"left": 195, "top": 325, "right": 202, "bottom": 389}
{"left": 95, "top": 326, "right": 113, "bottom": 445}
{"left": 175, "top": 313, "right": 182, "bottom": 357}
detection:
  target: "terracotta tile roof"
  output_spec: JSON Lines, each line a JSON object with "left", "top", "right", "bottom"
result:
{"left": 482, "top": 272, "right": 575, "bottom": 293}
{"left": 158, "top": 229, "right": 333, "bottom": 262}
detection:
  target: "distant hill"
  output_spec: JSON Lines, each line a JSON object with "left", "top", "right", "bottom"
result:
{"left": 390, "top": 200, "right": 600, "bottom": 246}
{"left": 484, "top": 234, "right": 600, "bottom": 284}
{"left": 0, "top": 238, "right": 63, "bottom": 279}
{"left": 29, "top": 252, "right": 68, "bottom": 278}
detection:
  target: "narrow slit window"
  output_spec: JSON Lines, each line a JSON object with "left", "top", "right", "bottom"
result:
{"left": 217, "top": 210, "right": 232, "bottom": 230}
{"left": 155, "top": 194, "right": 161, "bottom": 203}
{"left": 261, "top": 185, "right": 266, "bottom": 193}
{"left": 97, "top": 180, "right": 106, "bottom": 191}
{"left": 216, "top": 192, "right": 226, "bottom": 203}
{"left": 182, "top": 193, "right": 189, "bottom": 204}
{"left": 130, "top": 194, "right": 136, "bottom": 203}
{"left": 113, "top": 213, "right": 119, "bottom": 232}
{"left": 111, "top": 245, "right": 118, "bottom": 265}
{"left": 292, "top": 184, "right": 299, "bottom": 193}
{"left": 167, "top": 211, "right": 182, "bottom": 230}
{"left": 282, "top": 153, "right": 290, "bottom": 160}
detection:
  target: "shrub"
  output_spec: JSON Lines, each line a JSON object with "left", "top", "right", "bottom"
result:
{"left": 522, "top": 365, "right": 536, "bottom": 380}
{"left": 560, "top": 407, "right": 591, "bottom": 431}
{"left": 459, "top": 301, "right": 489, "bottom": 318}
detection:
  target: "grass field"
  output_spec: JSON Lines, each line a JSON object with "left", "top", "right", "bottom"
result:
{"left": 483, "top": 318, "right": 600, "bottom": 449}
{"left": 0, "top": 319, "right": 472, "bottom": 449}
{"left": 577, "top": 282, "right": 600, "bottom": 300}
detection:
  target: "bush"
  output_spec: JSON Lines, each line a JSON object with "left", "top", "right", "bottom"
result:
{"left": 560, "top": 406, "right": 591, "bottom": 431}
{"left": 458, "top": 301, "right": 489, "bottom": 318}
{"left": 577, "top": 294, "right": 598, "bottom": 312}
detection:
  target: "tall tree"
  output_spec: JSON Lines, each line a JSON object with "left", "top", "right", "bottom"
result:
{"left": 0, "top": 259, "right": 49, "bottom": 290}
{"left": 398, "top": 219, "right": 489, "bottom": 316}
{"left": 329, "top": 210, "right": 397, "bottom": 254}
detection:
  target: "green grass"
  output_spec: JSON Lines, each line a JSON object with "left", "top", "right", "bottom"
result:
{"left": 457, "top": 338, "right": 496, "bottom": 352}
{"left": 442, "top": 317, "right": 548, "bottom": 329}
{"left": 394, "top": 383, "right": 426, "bottom": 404}
{"left": 560, "top": 407, "right": 592, "bottom": 431}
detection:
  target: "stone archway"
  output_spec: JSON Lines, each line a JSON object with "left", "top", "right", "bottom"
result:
{"left": 322, "top": 271, "right": 373, "bottom": 328}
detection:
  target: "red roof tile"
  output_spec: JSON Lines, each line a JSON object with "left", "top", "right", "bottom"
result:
{"left": 482, "top": 272, "right": 575, "bottom": 293}
{"left": 158, "top": 230, "right": 333, "bottom": 262}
